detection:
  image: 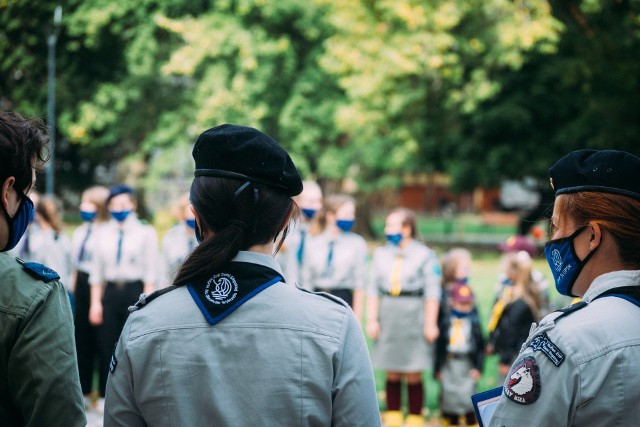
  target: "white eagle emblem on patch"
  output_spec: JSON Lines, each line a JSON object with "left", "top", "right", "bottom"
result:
{"left": 205, "top": 273, "right": 239, "bottom": 305}
{"left": 504, "top": 356, "right": 541, "bottom": 405}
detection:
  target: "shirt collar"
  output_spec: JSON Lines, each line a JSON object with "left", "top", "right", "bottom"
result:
{"left": 231, "top": 250, "right": 284, "bottom": 277}
{"left": 582, "top": 270, "right": 640, "bottom": 303}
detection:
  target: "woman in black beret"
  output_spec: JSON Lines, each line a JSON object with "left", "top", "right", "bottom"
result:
{"left": 103, "top": 124, "right": 380, "bottom": 427}
{"left": 488, "top": 149, "right": 640, "bottom": 426}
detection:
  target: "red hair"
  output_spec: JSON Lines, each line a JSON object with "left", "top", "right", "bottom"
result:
{"left": 557, "top": 193, "right": 640, "bottom": 268}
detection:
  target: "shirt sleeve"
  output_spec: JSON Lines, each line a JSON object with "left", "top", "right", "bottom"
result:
{"left": 331, "top": 310, "right": 382, "bottom": 426}
{"left": 104, "top": 319, "right": 147, "bottom": 427}
{"left": 8, "top": 281, "right": 86, "bottom": 427}
{"left": 367, "top": 249, "right": 382, "bottom": 297}
{"left": 489, "top": 344, "right": 578, "bottom": 427}
{"left": 422, "top": 250, "right": 442, "bottom": 301}
{"left": 353, "top": 238, "right": 368, "bottom": 290}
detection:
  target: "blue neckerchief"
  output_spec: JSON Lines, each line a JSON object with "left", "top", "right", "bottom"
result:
{"left": 187, "top": 261, "right": 283, "bottom": 325}
{"left": 593, "top": 286, "right": 640, "bottom": 309}
{"left": 450, "top": 308, "right": 472, "bottom": 318}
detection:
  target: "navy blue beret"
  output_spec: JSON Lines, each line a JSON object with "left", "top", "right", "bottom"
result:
{"left": 107, "top": 184, "right": 134, "bottom": 203}
{"left": 549, "top": 149, "right": 640, "bottom": 200}
{"left": 192, "top": 124, "right": 302, "bottom": 197}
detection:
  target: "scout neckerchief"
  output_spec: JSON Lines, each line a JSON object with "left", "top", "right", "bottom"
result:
{"left": 187, "top": 261, "right": 283, "bottom": 325}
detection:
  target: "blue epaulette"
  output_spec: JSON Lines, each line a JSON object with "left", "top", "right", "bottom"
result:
{"left": 16, "top": 258, "right": 60, "bottom": 283}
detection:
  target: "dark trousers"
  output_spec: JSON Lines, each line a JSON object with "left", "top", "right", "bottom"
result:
{"left": 74, "top": 271, "right": 102, "bottom": 395}
{"left": 314, "top": 288, "right": 353, "bottom": 308}
{"left": 97, "top": 280, "right": 143, "bottom": 396}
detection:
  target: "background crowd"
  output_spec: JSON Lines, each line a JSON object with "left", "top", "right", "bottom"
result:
{"left": 11, "top": 178, "right": 561, "bottom": 427}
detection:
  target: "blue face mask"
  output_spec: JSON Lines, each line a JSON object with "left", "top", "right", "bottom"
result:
{"left": 80, "top": 211, "right": 97, "bottom": 222}
{"left": 1, "top": 192, "right": 35, "bottom": 252}
{"left": 544, "top": 226, "right": 596, "bottom": 297}
{"left": 385, "top": 233, "right": 402, "bottom": 245}
{"left": 336, "top": 219, "right": 354, "bottom": 233}
{"left": 185, "top": 218, "right": 197, "bottom": 229}
{"left": 301, "top": 208, "right": 318, "bottom": 219}
{"left": 110, "top": 210, "right": 131, "bottom": 223}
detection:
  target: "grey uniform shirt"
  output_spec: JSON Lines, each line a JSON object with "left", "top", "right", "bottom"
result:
{"left": 489, "top": 270, "right": 640, "bottom": 427}
{"left": 71, "top": 221, "right": 106, "bottom": 274}
{"left": 88, "top": 214, "right": 158, "bottom": 286}
{"left": 105, "top": 251, "right": 381, "bottom": 427}
{"left": 303, "top": 231, "right": 368, "bottom": 291}
{"left": 367, "top": 240, "right": 442, "bottom": 301}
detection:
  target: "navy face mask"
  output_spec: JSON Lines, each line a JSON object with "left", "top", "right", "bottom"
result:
{"left": 544, "top": 226, "right": 596, "bottom": 297}
{"left": 1, "top": 192, "right": 35, "bottom": 252}
{"left": 301, "top": 208, "right": 317, "bottom": 219}
{"left": 385, "top": 233, "right": 402, "bottom": 245}
{"left": 80, "top": 211, "right": 97, "bottom": 222}
{"left": 110, "top": 210, "right": 131, "bottom": 222}
{"left": 336, "top": 219, "right": 354, "bottom": 232}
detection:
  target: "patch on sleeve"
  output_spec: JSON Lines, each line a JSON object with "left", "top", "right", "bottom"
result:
{"left": 528, "top": 332, "right": 565, "bottom": 366}
{"left": 504, "top": 356, "right": 541, "bottom": 405}
{"left": 109, "top": 352, "right": 118, "bottom": 373}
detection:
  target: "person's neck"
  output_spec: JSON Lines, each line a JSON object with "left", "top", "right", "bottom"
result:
{"left": 573, "top": 236, "right": 626, "bottom": 296}
{"left": 398, "top": 237, "right": 412, "bottom": 249}
{"left": 247, "top": 242, "right": 274, "bottom": 256}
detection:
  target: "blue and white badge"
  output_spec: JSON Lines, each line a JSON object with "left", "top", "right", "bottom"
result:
{"left": 528, "top": 333, "right": 565, "bottom": 367}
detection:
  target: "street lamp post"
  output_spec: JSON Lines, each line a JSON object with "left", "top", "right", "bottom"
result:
{"left": 46, "top": 5, "right": 62, "bottom": 196}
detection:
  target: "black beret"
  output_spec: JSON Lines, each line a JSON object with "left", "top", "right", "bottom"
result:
{"left": 107, "top": 184, "right": 134, "bottom": 203}
{"left": 549, "top": 149, "right": 640, "bottom": 200}
{"left": 192, "top": 124, "right": 302, "bottom": 197}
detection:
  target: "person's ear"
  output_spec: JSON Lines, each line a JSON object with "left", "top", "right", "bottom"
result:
{"left": 1, "top": 176, "right": 16, "bottom": 212}
{"left": 190, "top": 204, "right": 206, "bottom": 238}
{"left": 588, "top": 222, "right": 602, "bottom": 252}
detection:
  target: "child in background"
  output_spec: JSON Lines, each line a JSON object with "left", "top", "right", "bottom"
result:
{"left": 435, "top": 249, "right": 484, "bottom": 427}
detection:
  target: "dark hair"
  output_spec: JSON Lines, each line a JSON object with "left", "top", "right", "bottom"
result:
{"left": 557, "top": 192, "right": 640, "bottom": 269}
{"left": 0, "top": 112, "right": 49, "bottom": 192}
{"left": 172, "top": 177, "right": 297, "bottom": 286}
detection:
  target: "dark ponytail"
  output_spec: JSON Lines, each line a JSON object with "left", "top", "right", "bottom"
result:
{"left": 172, "top": 176, "right": 297, "bottom": 287}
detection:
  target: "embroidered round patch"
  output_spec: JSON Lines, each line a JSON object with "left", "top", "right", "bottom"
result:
{"left": 504, "top": 356, "right": 541, "bottom": 405}
{"left": 205, "top": 273, "right": 239, "bottom": 305}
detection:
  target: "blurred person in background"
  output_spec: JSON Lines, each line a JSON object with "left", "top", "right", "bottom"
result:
{"left": 159, "top": 192, "right": 198, "bottom": 288}
{"left": 366, "top": 208, "right": 442, "bottom": 427}
{"left": 435, "top": 248, "right": 484, "bottom": 427}
{"left": 72, "top": 185, "right": 110, "bottom": 411}
{"left": 303, "top": 194, "right": 367, "bottom": 320}
{"left": 88, "top": 184, "right": 158, "bottom": 413}
{"left": 277, "top": 180, "right": 322, "bottom": 285}
{"left": 487, "top": 251, "right": 542, "bottom": 384}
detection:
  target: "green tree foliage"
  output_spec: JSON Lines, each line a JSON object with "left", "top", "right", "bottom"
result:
{"left": 1, "top": 0, "right": 638, "bottom": 201}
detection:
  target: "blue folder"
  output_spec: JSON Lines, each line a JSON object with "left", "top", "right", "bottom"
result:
{"left": 471, "top": 386, "right": 503, "bottom": 427}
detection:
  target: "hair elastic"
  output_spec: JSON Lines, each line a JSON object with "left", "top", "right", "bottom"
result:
{"left": 227, "top": 219, "right": 248, "bottom": 230}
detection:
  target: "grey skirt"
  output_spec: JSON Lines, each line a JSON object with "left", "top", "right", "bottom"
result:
{"left": 371, "top": 296, "right": 433, "bottom": 372}
{"left": 440, "top": 357, "right": 475, "bottom": 414}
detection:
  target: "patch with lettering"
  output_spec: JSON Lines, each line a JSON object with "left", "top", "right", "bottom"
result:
{"left": 528, "top": 333, "right": 565, "bottom": 366}
{"left": 504, "top": 356, "right": 541, "bottom": 405}
{"left": 109, "top": 353, "right": 118, "bottom": 373}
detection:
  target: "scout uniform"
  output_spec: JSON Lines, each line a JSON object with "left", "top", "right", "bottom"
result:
{"left": 104, "top": 124, "right": 380, "bottom": 427}
{"left": 105, "top": 252, "right": 380, "bottom": 426}
{"left": 72, "top": 218, "right": 106, "bottom": 398}
{"left": 89, "top": 209, "right": 158, "bottom": 397}
{"left": 278, "top": 221, "right": 308, "bottom": 286}
{"left": 302, "top": 229, "right": 368, "bottom": 306}
{"left": 368, "top": 239, "right": 442, "bottom": 371}
{"left": 435, "top": 283, "right": 484, "bottom": 425}
{"left": 488, "top": 150, "right": 640, "bottom": 426}
{"left": 0, "top": 254, "right": 86, "bottom": 426}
